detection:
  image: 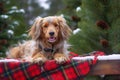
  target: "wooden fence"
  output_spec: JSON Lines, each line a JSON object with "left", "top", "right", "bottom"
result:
{"left": 90, "top": 60, "right": 120, "bottom": 75}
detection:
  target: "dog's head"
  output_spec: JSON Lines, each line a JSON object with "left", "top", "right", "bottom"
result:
{"left": 29, "top": 16, "right": 72, "bottom": 44}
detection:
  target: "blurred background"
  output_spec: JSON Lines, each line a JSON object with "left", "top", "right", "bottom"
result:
{"left": 0, "top": 0, "right": 120, "bottom": 79}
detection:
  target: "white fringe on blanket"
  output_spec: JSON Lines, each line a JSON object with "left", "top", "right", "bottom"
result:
{"left": 72, "top": 54, "right": 120, "bottom": 60}
{"left": 0, "top": 59, "right": 19, "bottom": 62}
{"left": 1, "top": 54, "right": 120, "bottom": 62}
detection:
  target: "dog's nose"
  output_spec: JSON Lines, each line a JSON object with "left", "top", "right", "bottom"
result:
{"left": 49, "top": 32, "right": 54, "bottom": 36}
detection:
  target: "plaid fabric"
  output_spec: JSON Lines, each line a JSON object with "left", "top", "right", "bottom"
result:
{"left": 0, "top": 52, "right": 103, "bottom": 80}
{"left": 0, "top": 60, "right": 91, "bottom": 80}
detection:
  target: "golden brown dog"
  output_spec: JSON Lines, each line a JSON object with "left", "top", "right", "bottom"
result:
{"left": 7, "top": 16, "right": 72, "bottom": 64}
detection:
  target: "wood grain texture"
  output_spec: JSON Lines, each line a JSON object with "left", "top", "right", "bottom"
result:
{"left": 89, "top": 60, "right": 120, "bottom": 75}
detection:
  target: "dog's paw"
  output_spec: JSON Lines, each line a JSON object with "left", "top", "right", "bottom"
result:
{"left": 31, "top": 53, "right": 47, "bottom": 65}
{"left": 32, "top": 57, "right": 47, "bottom": 65}
{"left": 54, "top": 53, "right": 69, "bottom": 64}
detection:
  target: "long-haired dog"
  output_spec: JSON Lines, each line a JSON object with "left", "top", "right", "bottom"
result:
{"left": 7, "top": 16, "right": 72, "bottom": 64}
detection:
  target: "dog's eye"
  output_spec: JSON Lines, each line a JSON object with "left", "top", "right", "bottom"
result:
{"left": 54, "top": 24, "right": 58, "bottom": 27}
{"left": 44, "top": 24, "right": 48, "bottom": 28}
{"left": 44, "top": 25, "right": 48, "bottom": 28}
{"left": 44, "top": 23, "right": 48, "bottom": 28}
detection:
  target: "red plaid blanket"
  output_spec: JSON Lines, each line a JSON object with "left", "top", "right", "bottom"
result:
{"left": 0, "top": 51, "right": 104, "bottom": 80}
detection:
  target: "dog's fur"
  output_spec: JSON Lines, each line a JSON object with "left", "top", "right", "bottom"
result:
{"left": 7, "top": 16, "right": 72, "bottom": 64}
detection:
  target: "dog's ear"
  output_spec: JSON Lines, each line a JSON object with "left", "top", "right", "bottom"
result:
{"left": 57, "top": 16, "right": 72, "bottom": 40}
{"left": 28, "top": 16, "right": 43, "bottom": 40}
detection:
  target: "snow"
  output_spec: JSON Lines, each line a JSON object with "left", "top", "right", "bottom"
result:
{"left": 0, "top": 59, "right": 19, "bottom": 62}
{"left": 22, "top": 34, "right": 28, "bottom": 37}
{"left": 73, "top": 28, "right": 81, "bottom": 34}
{"left": 19, "top": 9, "right": 25, "bottom": 13}
{"left": 11, "top": 6, "right": 18, "bottom": 9}
{"left": 0, "top": 15, "right": 9, "bottom": 19}
{"left": 9, "top": 25, "right": 15, "bottom": 29}
{"left": 60, "top": 14, "right": 64, "bottom": 17}
{"left": 1, "top": 54, "right": 120, "bottom": 62}
{"left": 8, "top": 30, "right": 14, "bottom": 35}
{"left": 76, "top": 7, "right": 81, "bottom": 12}
{"left": 72, "top": 54, "right": 120, "bottom": 60}
{"left": 13, "top": 21, "right": 19, "bottom": 26}
{"left": 8, "top": 7, "right": 25, "bottom": 14}
{"left": 8, "top": 10, "right": 17, "bottom": 14}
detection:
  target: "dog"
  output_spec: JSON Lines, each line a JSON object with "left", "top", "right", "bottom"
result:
{"left": 7, "top": 16, "right": 72, "bottom": 64}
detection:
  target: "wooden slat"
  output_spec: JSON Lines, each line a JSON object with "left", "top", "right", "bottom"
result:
{"left": 89, "top": 60, "right": 120, "bottom": 75}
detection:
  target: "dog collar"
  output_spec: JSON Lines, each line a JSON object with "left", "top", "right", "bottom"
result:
{"left": 44, "top": 48, "right": 54, "bottom": 53}
{"left": 39, "top": 44, "right": 57, "bottom": 54}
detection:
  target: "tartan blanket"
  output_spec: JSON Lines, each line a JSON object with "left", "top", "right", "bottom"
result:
{"left": 0, "top": 51, "right": 104, "bottom": 80}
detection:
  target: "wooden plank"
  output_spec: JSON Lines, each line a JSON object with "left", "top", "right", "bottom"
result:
{"left": 89, "top": 60, "right": 120, "bottom": 75}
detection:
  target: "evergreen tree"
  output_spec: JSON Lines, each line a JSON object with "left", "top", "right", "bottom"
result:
{"left": 17, "top": 0, "right": 45, "bottom": 25}
{"left": 0, "top": 0, "right": 26, "bottom": 57}
{"left": 58, "top": 0, "right": 81, "bottom": 30}
{"left": 69, "top": 0, "right": 120, "bottom": 55}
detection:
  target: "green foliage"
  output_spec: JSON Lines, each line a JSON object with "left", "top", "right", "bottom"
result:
{"left": 0, "top": 0, "right": 27, "bottom": 57}
{"left": 109, "top": 18, "right": 120, "bottom": 53}
{"left": 58, "top": 0, "right": 81, "bottom": 30}
{"left": 69, "top": 22, "right": 103, "bottom": 54}
{"left": 61, "top": 0, "right": 81, "bottom": 15}
{"left": 69, "top": 0, "right": 120, "bottom": 55}
{"left": 17, "top": 0, "right": 45, "bottom": 26}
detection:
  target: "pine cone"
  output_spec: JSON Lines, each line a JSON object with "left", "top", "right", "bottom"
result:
{"left": 71, "top": 16, "right": 80, "bottom": 22}
{"left": 0, "top": 2, "right": 3, "bottom": 8}
{"left": 96, "top": 20, "right": 109, "bottom": 30}
{"left": 100, "top": 39, "right": 109, "bottom": 47}
{"left": 0, "top": 39, "right": 7, "bottom": 45}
